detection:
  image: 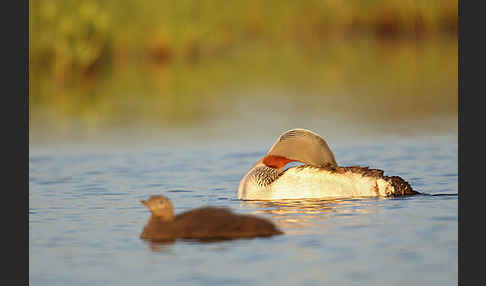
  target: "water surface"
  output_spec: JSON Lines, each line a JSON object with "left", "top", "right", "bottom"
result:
{"left": 29, "top": 132, "right": 457, "bottom": 285}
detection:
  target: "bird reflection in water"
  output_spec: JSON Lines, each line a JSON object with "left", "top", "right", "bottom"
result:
{"left": 144, "top": 240, "right": 173, "bottom": 252}
{"left": 242, "top": 197, "right": 384, "bottom": 232}
{"left": 143, "top": 236, "right": 241, "bottom": 252}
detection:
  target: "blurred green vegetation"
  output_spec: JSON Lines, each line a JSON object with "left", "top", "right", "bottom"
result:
{"left": 29, "top": 0, "right": 457, "bottom": 137}
{"left": 30, "top": 0, "right": 457, "bottom": 78}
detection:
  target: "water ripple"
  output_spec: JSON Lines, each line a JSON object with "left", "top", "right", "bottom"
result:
{"left": 29, "top": 137, "right": 458, "bottom": 286}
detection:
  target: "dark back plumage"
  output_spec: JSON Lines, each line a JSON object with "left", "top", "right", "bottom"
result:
{"left": 288, "top": 164, "right": 418, "bottom": 196}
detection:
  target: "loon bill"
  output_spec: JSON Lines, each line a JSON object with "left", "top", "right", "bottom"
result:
{"left": 237, "top": 128, "right": 418, "bottom": 200}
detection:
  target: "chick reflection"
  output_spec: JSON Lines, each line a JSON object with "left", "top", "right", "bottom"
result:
{"left": 144, "top": 240, "right": 173, "bottom": 252}
{"left": 139, "top": 195, "right": 283, "bottom": 245}
{"left": 243, "top": 198, "right": 381, "bottom": 230}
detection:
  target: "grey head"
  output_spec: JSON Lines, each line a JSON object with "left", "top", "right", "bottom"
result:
{"left": 262, "top": 128, "right": 338, "bottom": 169}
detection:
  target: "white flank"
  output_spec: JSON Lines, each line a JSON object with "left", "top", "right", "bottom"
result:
{"left": 238, "top": 166, "right": 395, "bottom": 200}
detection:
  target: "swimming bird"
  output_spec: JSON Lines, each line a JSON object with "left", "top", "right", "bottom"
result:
{"left": 140, "top": 195, "right": 283, "bottom": 242}
{"left": 238, "top": 128, "right": 418, "bottom": 200}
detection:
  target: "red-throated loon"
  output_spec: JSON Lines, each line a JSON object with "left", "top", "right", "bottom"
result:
{"left": 237, "top": 128, "right": 417, "bottom": 200}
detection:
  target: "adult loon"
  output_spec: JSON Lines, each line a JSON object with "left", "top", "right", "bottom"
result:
{"left": 238, "top": 128, "right": 417, "bottom": 200}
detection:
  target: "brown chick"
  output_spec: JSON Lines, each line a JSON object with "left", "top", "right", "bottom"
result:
{"left": 140, "top": 195, "right": 283, "bottom": 242}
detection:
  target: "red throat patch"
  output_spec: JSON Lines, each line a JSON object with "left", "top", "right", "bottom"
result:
{"left": 262, "top": 155, "right": 295, "bottom": 170}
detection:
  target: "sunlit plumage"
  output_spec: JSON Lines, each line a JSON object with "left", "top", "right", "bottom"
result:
{"left": 238, "top": 128, "right": 418, "bottom": 200}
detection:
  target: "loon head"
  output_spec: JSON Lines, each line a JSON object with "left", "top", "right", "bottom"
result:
{"left": 238, "top": 128, "right": 338, "bottom": 199}
{"left": 262, "top": 128, "right": 338, "bottom": 169}
{"left": 141, "top": 195, "right": 175, "bottom": 221}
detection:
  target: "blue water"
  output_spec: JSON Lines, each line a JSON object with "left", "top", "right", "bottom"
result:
{"left": 29, "top": 133, "right": 457, "bottom": 286}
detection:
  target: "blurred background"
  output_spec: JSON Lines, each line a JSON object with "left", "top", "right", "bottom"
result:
{"left": 29, "top": 0, "right": 457, "bottom": 148}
